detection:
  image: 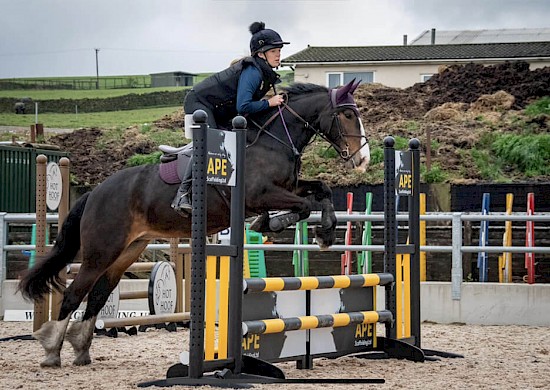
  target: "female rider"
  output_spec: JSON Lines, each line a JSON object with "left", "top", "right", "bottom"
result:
{"left": 172, "top": 21, "right": 289, "bottom": 214}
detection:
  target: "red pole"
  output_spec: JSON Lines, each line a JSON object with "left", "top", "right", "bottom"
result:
{"left": 342, "top": 192, "right": 353, "bottom": 275}
{"left": 525, "top": 193, "right": 535, "bottom": 284}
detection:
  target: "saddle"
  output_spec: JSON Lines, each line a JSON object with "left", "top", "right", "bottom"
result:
{"left": 158, "top": 143, "right": 193, "bottom": 184}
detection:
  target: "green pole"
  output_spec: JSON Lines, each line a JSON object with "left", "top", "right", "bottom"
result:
{"left": 358, "top": 192, "right": 373, "bottom": 274}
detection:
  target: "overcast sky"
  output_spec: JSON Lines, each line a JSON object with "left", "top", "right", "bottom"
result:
{"left": 1, "top": 0, "right": 549, "bottom": 79}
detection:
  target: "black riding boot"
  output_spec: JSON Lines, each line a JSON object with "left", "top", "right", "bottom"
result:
{"left": 171, "top": 158, "right": 193, "bottom": 214}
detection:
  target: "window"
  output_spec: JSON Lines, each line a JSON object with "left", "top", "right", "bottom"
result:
{"left": 327, "top": 72, "right": 374, "bottom": 88}
{"left": 421, "top": 74, "right": 433, "bottom": 82}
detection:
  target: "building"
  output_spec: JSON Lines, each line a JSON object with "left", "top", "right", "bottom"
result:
{"left": 281, "top": 28, "right": 550, "bottom": 89}
{"left": 150, "top": 71, "right": 196, "bottom": 88}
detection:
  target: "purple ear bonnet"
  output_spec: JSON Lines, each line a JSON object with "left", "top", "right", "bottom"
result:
{"left": 330, "top": 79, "right": 360, "bottom": 115}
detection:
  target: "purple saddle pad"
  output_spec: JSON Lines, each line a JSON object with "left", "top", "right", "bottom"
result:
{"left": 159, "top": 160, "right": 180, "bottom": 184}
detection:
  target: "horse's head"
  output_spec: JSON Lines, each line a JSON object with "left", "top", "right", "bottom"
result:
{"left": 320, "top": 79, "right": 370, "bottom": 172}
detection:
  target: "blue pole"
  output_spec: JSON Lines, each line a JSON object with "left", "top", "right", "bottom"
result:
{"left": 477, "top": 193, "right": 490, "bottom": 282}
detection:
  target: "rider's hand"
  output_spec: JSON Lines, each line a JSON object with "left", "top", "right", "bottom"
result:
{"left": 267, "top": 94, "right": 284, "bottom": 107}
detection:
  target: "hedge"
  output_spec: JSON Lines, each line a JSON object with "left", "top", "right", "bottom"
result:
{"left": 0, "top": 90, "right": 188, "bottom": 113}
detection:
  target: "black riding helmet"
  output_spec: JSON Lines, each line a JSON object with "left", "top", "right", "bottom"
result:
{"left": 249, "top": 21, "right": 289, "bottom": 55}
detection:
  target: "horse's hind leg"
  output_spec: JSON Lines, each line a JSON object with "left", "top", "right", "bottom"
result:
{"left": 66, "top": 240, "right": 149, "bottom": 365}
{"left": 65, "top": 272, "right": 117, "bottom": 366}
{"left": 33, "top": 316, "right": 71, "bottom": 367}
{"left": 33, "top": 266, "right": 104, "bottom": 367}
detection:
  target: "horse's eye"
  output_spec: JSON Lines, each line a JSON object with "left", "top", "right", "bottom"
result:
{"left": 344, "top": 112, "right": 353, "bottom": 119}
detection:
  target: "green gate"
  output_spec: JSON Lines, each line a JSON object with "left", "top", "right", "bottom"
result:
{"left": 0, "top": 145, "right": 69, "bottom": 212}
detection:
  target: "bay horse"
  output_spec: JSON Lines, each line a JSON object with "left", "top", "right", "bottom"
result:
{"left": 18, "top": 79, "right": 370, "bottom": 367}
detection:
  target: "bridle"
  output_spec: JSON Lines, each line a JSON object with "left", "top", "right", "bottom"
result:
{"left": 248, "top": 90, "right": 368, "bottom": 163}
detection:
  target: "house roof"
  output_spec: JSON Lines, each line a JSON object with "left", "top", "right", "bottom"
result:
{"left": 410, "top": 28, "right": 550, "bottom": 45}
{"left": 281, "top": 41, "right": 550, "bottom": 65}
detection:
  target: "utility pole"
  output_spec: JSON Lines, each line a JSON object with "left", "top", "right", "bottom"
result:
{"left": 95, "top": 48, "right": 100, "bottom": 90}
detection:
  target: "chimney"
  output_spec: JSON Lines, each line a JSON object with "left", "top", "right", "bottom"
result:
{"left": 403, "top": 34, "right": 408, "bottom": 46}
{"left": 431, "top": 28, "right": 436, "bottom": 45}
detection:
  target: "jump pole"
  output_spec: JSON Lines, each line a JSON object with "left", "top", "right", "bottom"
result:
{"left": 140, "top": 113, "right": 385, "bottom": 387}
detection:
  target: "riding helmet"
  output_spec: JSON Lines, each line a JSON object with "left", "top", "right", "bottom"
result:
{"left": 249, "top": 21, "right": 289, "bottom": 55}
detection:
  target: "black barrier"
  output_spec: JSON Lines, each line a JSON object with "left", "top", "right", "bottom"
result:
{"left": 383, "top": 136, "right": 421, "bottom": 345}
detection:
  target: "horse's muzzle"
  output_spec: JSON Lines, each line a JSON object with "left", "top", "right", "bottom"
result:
{"left": 345, "top": 144, "right": 370, "bottom": 172}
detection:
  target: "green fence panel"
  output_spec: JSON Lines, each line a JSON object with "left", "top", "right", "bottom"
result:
{"left": 0, "top": 145, "right": 69, "bottom": 212}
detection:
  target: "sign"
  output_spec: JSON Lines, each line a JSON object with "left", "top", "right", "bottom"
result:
{"left": 206, "top": 128, "right": 236, "bottom": 187}
{"left": 46, "top": 162, "right": 62, "bottom": 210}
{"left": 97, "top": 284, "right": 120, "bottom": 321}
{"left": 218, "top": 228, "right": 231, "bottom": 245}
{"left": 4, "top": 309, "right": 149, "bottom": 322}
{"left": 148, "top": 262, "right": 177, "bottom": 315}
{"left": 396, "top": 150, "right": 413, "bottom": 196}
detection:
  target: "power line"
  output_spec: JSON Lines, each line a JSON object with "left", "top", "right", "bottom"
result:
{"left": 101, "top": 47, "right": 239, "bottom": 54}
{"left": 0, "top": 48, "right": 90, "bottom": 57}
{"left": 0, "top": 47, "right": 240, "bottom": 57}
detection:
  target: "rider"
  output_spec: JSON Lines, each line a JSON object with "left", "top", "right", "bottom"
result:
{"left": 171, "top": 21, "right": 289, "bottom": 215}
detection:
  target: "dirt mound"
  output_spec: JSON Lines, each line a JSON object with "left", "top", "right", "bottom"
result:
{"left": 154, "top": 109, "right": 184, "bottom": 129}
{"left": 51, "top": 127, "right": 156, "bottom": 185}
{"left": 410, "top": 61, "right": 550, "bottom": 110}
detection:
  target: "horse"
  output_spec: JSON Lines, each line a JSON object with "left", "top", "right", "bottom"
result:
{"left": 18, "top": 79, "right": 370, "bottom": 367}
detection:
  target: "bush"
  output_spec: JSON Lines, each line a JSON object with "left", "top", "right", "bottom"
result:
{"left": 524, "top": 96, "right": 550, "bottom": 117}
{"left": 492, "top": 134, "right": 550, "bottom": 176}
{"left": 127, "top": 151, "right": 162, "bottom": 166}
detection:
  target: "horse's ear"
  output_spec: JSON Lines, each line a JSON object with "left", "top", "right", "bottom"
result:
{"left": 350, "top": 79, "right": 361, "bottom": 94}
{"left": 335, "top": 79, "right": 355, "bottom": 104}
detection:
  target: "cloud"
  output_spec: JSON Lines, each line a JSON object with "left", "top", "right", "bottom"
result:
{"left": 0, "top": 0, "right": 548, "bottom": 78}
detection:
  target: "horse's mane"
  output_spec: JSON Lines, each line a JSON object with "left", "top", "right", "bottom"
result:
{"left": 247, "top": 83, "right": 329, "bottom": 129}
{"left": 282, "top": 83, "right": 328, "bottom": 99}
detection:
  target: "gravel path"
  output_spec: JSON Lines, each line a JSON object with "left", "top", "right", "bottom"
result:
{"left": 1, "top": 321, "right": 548, "bottom": 389}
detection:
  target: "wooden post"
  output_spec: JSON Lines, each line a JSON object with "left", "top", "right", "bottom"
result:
{"left": 51, "top": 157, "right": 70, "bottom": 320}
{"left": 170, "top": 238, "right": 184, "bottom": 313}
{"left": 33, "top": 155, "right": 49, "bottom": 331}
{"left": 30, "top": 124, "right": 36, "bottom": 143}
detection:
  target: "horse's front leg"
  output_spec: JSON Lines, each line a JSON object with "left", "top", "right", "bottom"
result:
{"left": 295, "top": 179, "right": 337, "bottom": 248}
{"left": 247, "top": 186, "right": 314, "bottom": 234}
{"left": 248, "top": 180, "right": 336, "bottom": 248}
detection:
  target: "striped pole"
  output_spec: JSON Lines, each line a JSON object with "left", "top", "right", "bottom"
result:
{"left": 242, "top": 310, "right": 392, "bottom": 336}
{"left": 243, "top": 273, "right": 394, "bottom": 293}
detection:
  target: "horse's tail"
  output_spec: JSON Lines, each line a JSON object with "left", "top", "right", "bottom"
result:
{"left": 18, "top": 192, "right": 91, "bottom": 302}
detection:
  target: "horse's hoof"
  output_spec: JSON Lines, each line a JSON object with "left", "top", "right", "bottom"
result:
{"left": 40, "top": 356, "right": 61, "bottom": 367}
{"left": 73, "top": 352, "right": 91, "bottom": 366}
{"left": 314, "top": 227, "right": 335, "bottom": 248}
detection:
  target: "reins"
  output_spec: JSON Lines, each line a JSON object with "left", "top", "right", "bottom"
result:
{"left": 249, "top": 94, "right": 367, "bottom": 163}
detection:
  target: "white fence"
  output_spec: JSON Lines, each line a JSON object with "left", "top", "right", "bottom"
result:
{"left": 1, "top": 211, "right": 549, "bottom": 302}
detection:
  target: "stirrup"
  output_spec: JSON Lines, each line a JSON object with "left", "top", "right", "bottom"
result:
{"left": 171, "top": 192, "right": 192, "bottom": 214}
